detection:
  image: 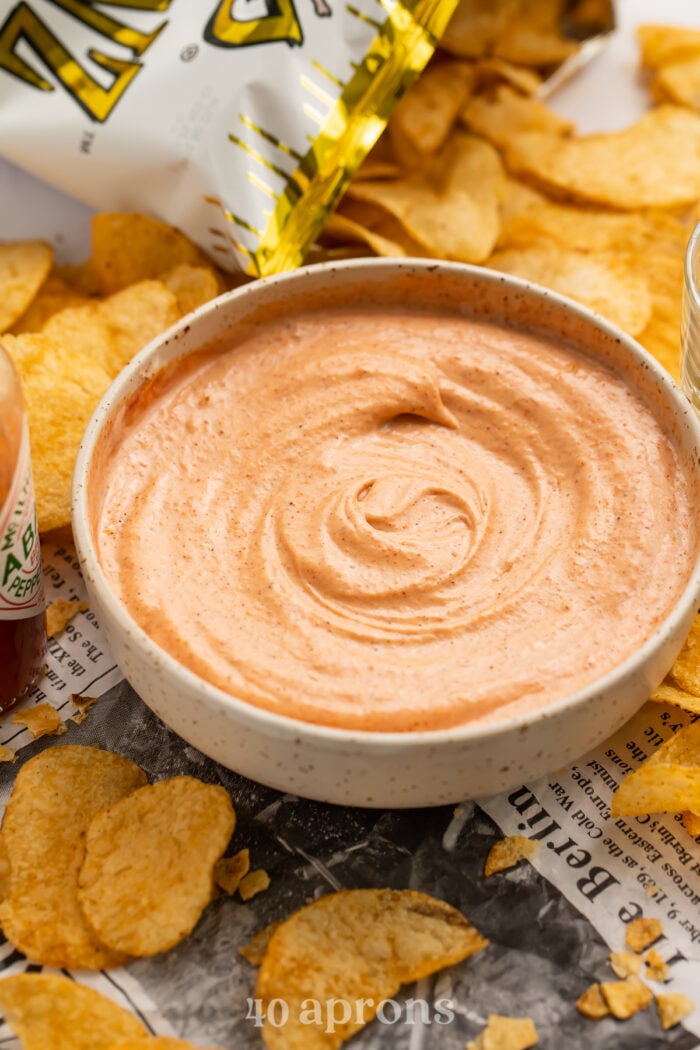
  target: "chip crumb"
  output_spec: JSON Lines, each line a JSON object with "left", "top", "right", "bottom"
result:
{"left": 238, "top": 868, "right": 271, "bottom": 902}
{"left": 238, "top": 921, "right": 281, "bottom": 965}
{"left": 656, "top": 991, "right": 695, "bottom": 1030}
{"left": 576, "top": 983, "right": 609, "bottom": 1019}
{"left": 69, "top": 694, "right": 99, "bottom": 726}
{"left": 645, "top": 948, "right": 669, "bottom": 982}
{"left": 11, "top": 703, "right": 66, "bottom": 740}
{"left": 466, "top": 1014, "right": 538, "bottom": 1050}
{"left": 45, "top": 599, "right": 89, "bottom": 638}
{"left": 681, "top": 810, "right": 700, "bottom": 837}
{"left": 625, "top": 916, "right": 664, "bottom": 953}
{"left": 609, "top": 950, "right": 642, "bottom": 979}
{"left": 483, "top": 835, "right": 539, "bottom": 877}
{"left": 0, "top": 745, "right": 16, "bottom": 763}
{"left": 214, "top": 848, "right": 250, "bottom": 896}
{"left": 600, "top": 975, "right": 653, "bottom": 1019}
{"left": 645, "top": 881, "right": 659, "bottom": 898}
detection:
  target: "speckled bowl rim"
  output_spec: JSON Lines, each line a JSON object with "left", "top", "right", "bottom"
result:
{"left": 72, "top": 257, "right": 700, "bottom": 750}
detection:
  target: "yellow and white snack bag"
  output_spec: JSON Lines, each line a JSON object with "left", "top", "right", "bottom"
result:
{"left": 0, "top": 0, "right": 456, "bottom": 275}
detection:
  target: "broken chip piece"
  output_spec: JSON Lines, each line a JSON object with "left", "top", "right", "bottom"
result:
{"left": 575, "top": 983, "right": 609, "bottom": 1019}
{"left": 77, "top": 776, "right": 235, "bottom": 957}
{"left": 611, "top": 721, "right": 700, "bottom": 817}
{"left": 600, "top": 976, "right": 653, "bottom": 1019}
{"left": 45, "top": 598, "right": 89, "bottom": 638}
{"left": 609, "top": 950, "right": 642, "bottom": 979}
{"left": 239, "top": 921, "right": 282, "bottom": 966}
{"left": 11, "top": 702, "right": 66, "bottom": 740}
{"left": 466, "top": 1014, "right": 538, "bottom": 1050}
{"left": 644, "top": 948, "right": 669, "bottom": 982}
{"left": 238, "top": 868, "right": 271, "bottom": 902}
{"left": 625, "top": 917, "right": 664, "bottom": 954}
{"left": 483, "top": 835, "right": 539, "bottom": 877}
{"left": 655, "top": 991, "right": 695, "bottom": 1030}
{"left": 214, "top": 849, "right": 250, "bottom": 896}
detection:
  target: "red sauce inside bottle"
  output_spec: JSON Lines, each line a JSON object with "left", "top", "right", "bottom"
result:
{"left": 0, "top": 612, "right": 46, "bottom": 712}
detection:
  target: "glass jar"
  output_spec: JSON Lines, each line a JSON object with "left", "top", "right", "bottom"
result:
{"left": 0, "top": 342, "right": 46, "bottom": 711}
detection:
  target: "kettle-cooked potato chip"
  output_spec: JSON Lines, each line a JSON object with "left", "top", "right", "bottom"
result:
{"left": 637, "top": 24, "right": 700, "bottom": 69}
{"left": 0, "top": 974, "right": 147, "bottom": 1050}
{"left": 0, "top": 746, "right": 146, "bottom": 969}
{"left": 466, "top": 1014, "right": 538, "bottom": 1050}
{"left": 256, "top": 888, "right": 488, "bottom": 1049}
{"left": 505, "top": 105, "right": 700, "bottom": 209}
{"left": 91, "top": 213, "right": 211, "bottom": 294}
{"left": 10, "top": 270, "right": 91, "bottom": 334}
{"left": 668, "top": 613, "right": 700, "bottom": 696}
{"left": 389, "top": 57, "right": 474, "bottom": 166}
{"left": 77, "top": 776, "right": 235, "bottom": 957}
{"left": 0, "top": 240, "right": 53, "bottom": 333}
{"left": 611, "top": 721, "right": 700, "bottom": 817}
{"left": 462, "top": 84, "right": 572, "bottom": 147}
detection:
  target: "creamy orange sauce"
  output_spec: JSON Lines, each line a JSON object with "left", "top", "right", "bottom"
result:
{"left": 94, "top": 306, "right": 697, "bottom": 731}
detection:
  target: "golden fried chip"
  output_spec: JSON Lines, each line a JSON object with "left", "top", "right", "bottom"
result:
{"left": 70, "top": 693, "right": 99, "bottom": 726}
{"left": 10, "top": 271, "right": 91, "bottom": 334}
{"left": 611, "top": 721, "right": 700, "bottom": 816}
{"left": 11, "top": 702, "right": 66, "bottom": 739}
{"left": 46, "top": 598, "right": 89, "bottom": 638}
{"left": 238, "top": 868, "right": 270, "bottom": 902}
{"left": 323, "top": 213, "right": 409, "bottom": 257}
{"left": 0, "top": 744, "right": 16, "bottom": 763}
{"left": 0, "top": 745, "right": 146, "bottom": 968}
{"left": 41, "top": 279, "right": 180, "bottom": 378}
{"left": 682, "top": 810, "right": 700, "bottom": 836}
{"left": 466, "top": 1014, "right": 538, "bottom": 1050}
{"left": 645, "top": 948, "right": 668, "bottom": 982}
{"left": 650, "top": 681, "right": 700, "bottom": 715}
{"left": 439, "top": 0, "right": 518, "bottom": 59}
{"left": 486, "top": 245, "right": 651, "bottom": 336}
{"left": 78, "top": 776, "right": 235, "bottom": 957}
{"left": 0, "top": 974, "right": 147, "bottom": 1049}
{"left": 214, "top": 848, "right": 250, "bottom": 895}
{"left": 159, "top": 265, "right": 221, "bottom": 317}
{"left": 656, "top": 991, "right": 695, "bottom": 1030}
{"left": 472, "top": 58, "right": 542, "bottom": 95}
{"left": 609, "top": 951, "right": 642, "bottom": 979}
{"left": 0, "top": 240, "right": 53, "bottom": 333}
{"left": 576, "top": 983, "right": 609, "bottom": 1019}
{"left": 3, "top": 331, "right": 114, "bottom": 531}
{"left": 669, "top": 613, "right": 700, "bottom": 696}
{"left": 239, "top": 921, "right": 281, "bottom": 965}
{"left": 637, "top": 24, "right": 700, "bottom": 69}
{"left": 652, "top": 54, "right": 700, "bottom": 111}
{"left": 0, "top": 836, "right": 11, "bottom": 904}
{"left": 625, "top": 917, "right": 664, "bottom": 953}
{"left": 91, "top": 213, "right": 209, "bottom": 294}
{"left": 462, "top": 85, "right": 572, "bottom": 148}
{"left": 348, "top": 133, "right": 504, "bottom": 262}
{"left": 600, "top": 976, "right": 653, "bottom": 1019}
{"left": 389, "top": 58, "right": 474, "bottom": 166}
{"left": 492, "top": 0, "right": 577, "bottom": 67}
{"left": 505, "top": 105, "right": 700, "bottom": 209}
{"left": 483, "top": 835, "right": 539, "bottom": 877}
{"left": 256, "top": 889, "right": 488, "bottom": 1048}
{"left": 645, "top": 882, "right": 659, "bottom": 898}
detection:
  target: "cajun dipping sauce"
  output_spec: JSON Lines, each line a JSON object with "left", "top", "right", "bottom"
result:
{"left": 92, "top": 302, "right": 699, "bottom": 732}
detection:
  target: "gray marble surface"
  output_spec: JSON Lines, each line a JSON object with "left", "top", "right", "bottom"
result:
{"left": 1, "top": 680, "right": 697, "bottom": 1049}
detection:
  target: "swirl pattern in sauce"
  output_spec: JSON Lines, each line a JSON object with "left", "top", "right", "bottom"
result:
{"left": 95, "top": 307, "right": 697, "bottom": 731}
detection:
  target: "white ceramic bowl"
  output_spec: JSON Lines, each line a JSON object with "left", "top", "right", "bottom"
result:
{"left": 72, "top": 259, "right": 700, "bottom": 808}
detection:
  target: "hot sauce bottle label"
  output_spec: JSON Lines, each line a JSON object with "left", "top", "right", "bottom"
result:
{"left": 0, "top": 426, "right": 44, "bottom": 619}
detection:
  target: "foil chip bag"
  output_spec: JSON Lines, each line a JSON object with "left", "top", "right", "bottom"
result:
{"left": 0, "top": 0, "right": 459, "bottom": 275}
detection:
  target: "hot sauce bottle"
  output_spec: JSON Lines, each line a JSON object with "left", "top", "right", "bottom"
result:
{"left": 0, "top": 342, "right": 46, "bottom": 711}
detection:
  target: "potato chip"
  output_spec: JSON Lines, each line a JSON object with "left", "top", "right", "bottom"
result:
{"left": 0, "top": 744, "right": 16, "bottom": 763}
{"left": 389, "top": 58, "right": 474, "bottom": 166}
{"left": 214, "top": 848, "right": 250, "bottom": 895}
{"left": 256, "top": 888, "right": 488, "bottom": 1049}
{"left": 651, "top": 54, "right": 700, "bottom": 111}
{"left": 0, "top": 240, "right": 53, "bottom": 333}
{"left": 656, "top": 991, "right": 695, "bottom": 1030}
{"left": 644, "top": 948, "right": 668, "bottom": 982}
{"left": 682, "top": 810, "right": 700, "bottom": 836}
{"left": 239, "top": 921, "right": 281, "bottom": 965}
{"left": 439, "top": 0, "right": 518, "bottom": 60}
{"left": 575, "top": 983, "right": 609, "bottom": 1019}
{"left": 645, "top": 881, "right": 659, "bottom": 898}
{"left": 487, "top": 244, "right": 652, "bottom": 336}
{"left": 611, "top": 721, "right": 700, "bottom": 817}
{"left": 46, "top": 598, "right": 89, "bottom": 638}
{"left": 466, "top": 1014, "right": 538, "bottom": 1050}
{"left": 0, "top": 974, "right": 147, "bottom": 1049}
{"left": 0, "top": 745, "right": 146, "bottom": 968}
{"left": 238, "top": 868, "right": 270, "bottom": 902}
{"left": 649, "top": 681, "right": 700, "bottom": 716}
{"left": 159, "top": 265, "right": 221, "bottom": 317}
{"left": 77, "top": 776, "right": 235, "bottom": 957}
{"left": 609, "top": 951, "right": 642, "bottom": 979}
{"left": 668, "top": 613, "right": 700, "bottom": 696}
{"left": 472, "top": 58, "right": 541, "bottom": 96}
{"left": 91, "top": 213, "right": 210, "bottom": 294}
{"left": 625, "top": 917, "right": 664, "bottom": 953}
{"left": 600, "top": 976, "right": 653, "bottom": 1019}
{"left": 348, "top": 133, "right": 504, "bottom": 262}
{"left": 483, "top": 835, "right": 538, "bottom": 876}
{"left": 70, "top": 693, "right": 99, "bottom": 726}
{"left": 462, "top": 85, "right": 572, "bottom": 148}
{"left": 42, "top": 279, "right": 181, "bottom": 378}
{"left": 10, "top": 271, "right": 91, "bottom": 334}
{"left": 0, "top": 836, "right": 11, "bottom": 904}
{"left": 505, "top": 105, "right": 700, "bottom": 209}
{"left": 637, "top": 24, "right": 700, "bottom": 69}
{"left": 3, "top": 331, "right": 114, "bottom": 531}
{"left": 322, "top": 213, "right": 409, "bottom": 258}
{"left": 492, "top": 1, "right": 577, "bottom": 67}
{"left": 11, "top": 702, "right": 66, "bottom": 739}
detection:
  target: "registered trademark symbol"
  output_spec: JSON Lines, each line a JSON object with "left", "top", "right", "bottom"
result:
{"left": 180, "top": 43, "right": 198, "bottom": 61}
